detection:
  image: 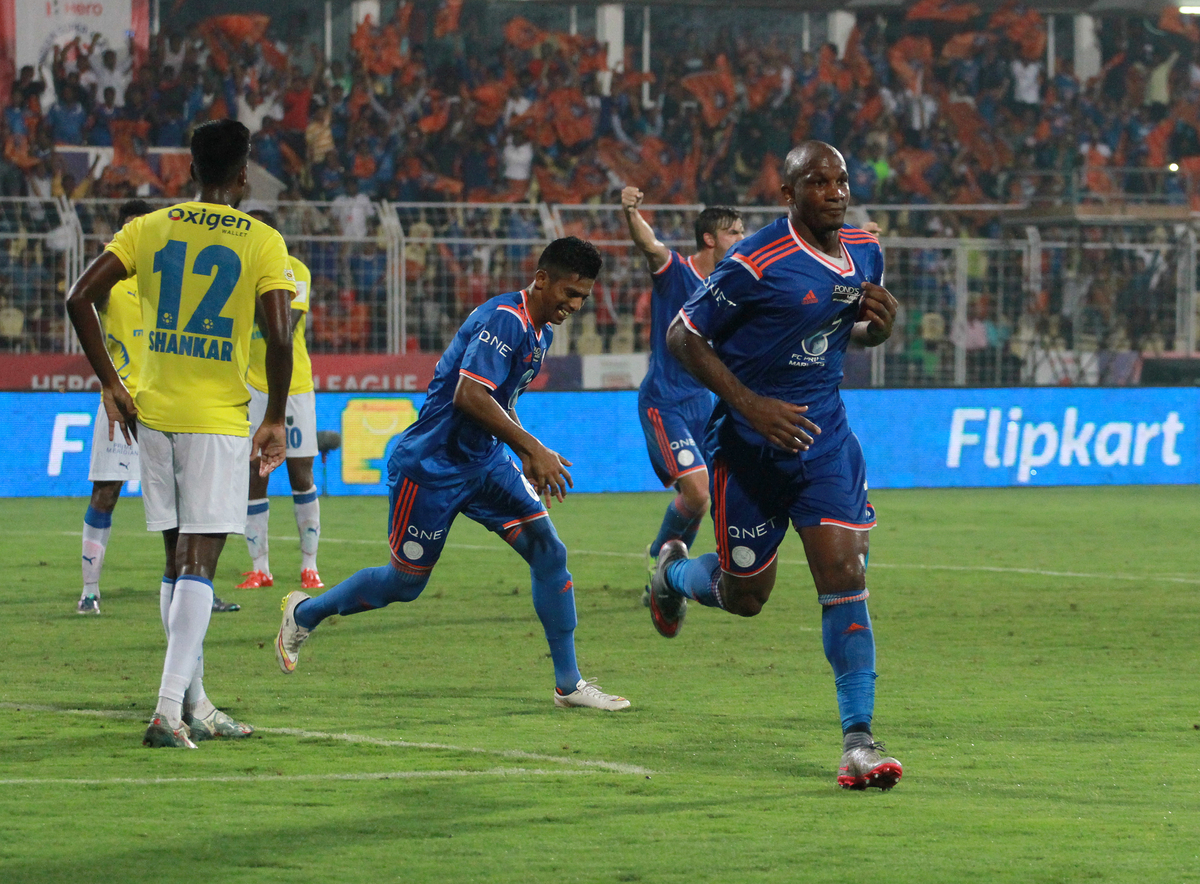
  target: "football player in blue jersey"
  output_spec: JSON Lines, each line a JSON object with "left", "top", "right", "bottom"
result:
{"left": 275, "top": 237, "right": 630, "bottom": 711}
{"left": 621, "top": 186, "right": 744, "bottom": 605}
{"left": 653, "top": 141, "right": 903, "bottom": 789}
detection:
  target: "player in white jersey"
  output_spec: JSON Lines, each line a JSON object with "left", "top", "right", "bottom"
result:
{"left": 77, "top": 200, "right": 151, "bottom": 615}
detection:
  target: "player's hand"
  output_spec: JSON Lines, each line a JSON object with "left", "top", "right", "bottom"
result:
{"left": 522, "top": 443, "right": 573, "bottom": 507}
{"left": 742, "top": 394, "right": 821, "bottom": 453}
{"left": 252, "top": 421, "right": 287, "bottom": 476}
{"left": 854, "top": 281, "right": 898, "bottom": 347}
{"left": 621, "top": 186, "right": 644, "bottom": 214}
{"left": 102, "top": 384, "right": 137, "bottom": 445}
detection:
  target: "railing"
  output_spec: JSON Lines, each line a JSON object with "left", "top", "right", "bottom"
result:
{"left": 4, "top": 198, "right": 1197, "bottom": 387}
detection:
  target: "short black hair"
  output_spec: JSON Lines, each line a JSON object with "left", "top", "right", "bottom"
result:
{"left": 538, "top": 236, "right": 602, "bottom": 281}
{"left": 695, "top": 207, "right": 741, "bottom": 251}
{"left": 189, "top": 119, "right": 250, "bottom": 187}
{"left": 118, "top": 199, "right": 154, "bottom": 226}
{"left": 246, "top": 208, "right": 277, "bottom": 229}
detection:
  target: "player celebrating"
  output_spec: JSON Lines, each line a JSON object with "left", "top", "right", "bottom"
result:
{"left": 236, "top": 204, "right": 324, "bottom": 592}
{"left": 620, "top": 186, "right": 743, "bottom": 602}
{"left": 276, "top": 237, "right": 630, "bottom": 712}
{"left": 653, "top": 141, "right": 903, "bottom": 790}
{"left": 67, "top": 119, "right": 296, "bottom": 748}
{"left": 76, "top": 199, "right": 150, "bottom": 616}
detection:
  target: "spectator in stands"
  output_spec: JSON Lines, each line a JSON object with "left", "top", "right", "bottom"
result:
{"left": 46, "top": 85, "right": 87, "bottom": 145}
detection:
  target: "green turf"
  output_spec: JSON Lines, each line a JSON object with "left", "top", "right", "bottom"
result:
{"left": 2, "top": 488, "right": 1199, "bottom": 883}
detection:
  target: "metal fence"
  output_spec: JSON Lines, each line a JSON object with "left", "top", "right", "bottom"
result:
{"left": 9, "top": 198, "right": 1200, "bottom": 386}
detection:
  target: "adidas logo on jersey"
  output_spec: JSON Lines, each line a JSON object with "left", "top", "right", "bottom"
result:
{"left": 802, "top": 290, "right": 819, "bottom": 305}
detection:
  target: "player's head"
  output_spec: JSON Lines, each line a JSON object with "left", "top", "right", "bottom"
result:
{"left": 189, "top": 119, "right": 251, "bottom": 202}
{"left": 695, "top": 207, "right": 745, "bottom": 261}
{"left": 532, "top": 236, "right": 602, "bottom": 325}
{"left": 117, "top": 199, "right": 153, "bottom": 228}
{"left": 781, "top": 141, "right": 849, "bottom": 236}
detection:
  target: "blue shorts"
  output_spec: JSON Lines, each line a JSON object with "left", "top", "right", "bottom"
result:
{"left": 709, "top": 428, "right": 875, "bottom": 577}
{"left": 638, "top": 393, "right": 714, "bottom": 487}
{"left": 386, "top": 455, "right": 547, "bottom": 576}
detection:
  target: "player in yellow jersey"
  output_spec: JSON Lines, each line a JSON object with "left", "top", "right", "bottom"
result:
{"left": 235, "top": 204, "right": 324, "bottom": 591}
{"left": 67, "top": 119, "right": 295, "bottom": 749}
{"left": 77, "top": 200, "right": 150, "bottom": 615}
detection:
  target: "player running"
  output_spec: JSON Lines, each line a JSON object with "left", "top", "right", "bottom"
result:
{"left": 67, "top": 119, "right": 295, "bottom": 748}
{"left": 236, "top": 204, "right": 324, "bottom": 592}
{"left": 652, "top": 141, "right": 903, "bottom": 790}
{"left": 620, "top": 186, "right": 743, "bottom": 603}
{"left": 275, "top": 237, "right": 630, "bottom": 711}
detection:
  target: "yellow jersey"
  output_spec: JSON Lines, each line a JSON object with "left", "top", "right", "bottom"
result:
{"left": 98, "top": 274, "right": 143, "bottom": 398}
{"left": 105, "top": 201, "right": 296, "bottom": 435}
{"left": 246, "top": 255, "right": 314, "bottom": 395}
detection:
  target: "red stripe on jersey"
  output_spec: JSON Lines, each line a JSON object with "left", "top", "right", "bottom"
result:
{"left": 651, "top": 251, "right": 675, "bottom": 276}
{"left": 459, "top": 369, "right": 498, "bottom": 390}
{"left": 731, "top": 254, "right": 762, "bottom": 280}
{"left": 747, "top": 233, "right": 793, "bottom": 262}
{"left": 757, "top": 244, "right": 801, "bottom": 273}
{"left": 750, "top": 239, "right": 801, "bottom": 267}
{"left": 496, "top": 304, "right": 528, "bottom": 329}
{"left": 389, "top": 479, "right": 418, "bottom": 551}
{"left": 648, "top": 407, "right": 678, "bottom": 481}
{"left": 501, "top": 511, "right": 549, "bottom": 529}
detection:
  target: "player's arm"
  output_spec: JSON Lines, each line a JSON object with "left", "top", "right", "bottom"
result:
{"left": 253, "top": 288, "right": 294, "bottom": 476}
{"left": 66, "top": 251, "right": 136, "bottom": 444}
{"left": 453, "top": 377, "right": 573, "bottom": 503}
{"left": 667, "top": 313, "right": 820, "bottom": 453}
{"left": 620, "top": 185, "right": 671, "bottom": 274}
{"left": 851, "top": 280, "right": 898, "bottom": 348}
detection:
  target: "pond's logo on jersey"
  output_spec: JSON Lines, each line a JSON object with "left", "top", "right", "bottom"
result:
{"left": 167, "top": 206, "right": 252, "bottom": 232}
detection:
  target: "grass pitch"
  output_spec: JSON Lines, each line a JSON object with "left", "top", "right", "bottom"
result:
{"left": 1, "top": 488, "right": 1199, "bottom": 883}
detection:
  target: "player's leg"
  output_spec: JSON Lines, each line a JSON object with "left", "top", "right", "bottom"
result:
{"left": 285, "top": 391, "right": 323, "bottom": 588}
{"left": 649, "top": 453, "right": 788, "bottom": 635}
{"left": 144, "top": 431, "right": 252, "bottom": 747}
{"left": 639, "top": 403, "right": 710, "bottom": 559}
{"left": 470, "top": 459, "right": 628, "bottom": 709}
{"left": 793, "top": 435, "right": 899, "bottom": 790}
{"left": 286, "top": 456, "right": 322, "bottom": 588}
{"left": 79, "top": 481, "right": 121, "bottom": 613}
{"left": 80, "top": 401, "right": 138, "bottom": 613}
{"left": 239, "top": 388, "right": 273, "bottom": 588}
{"left": 276, "top": 470, "right": 458, "bottom": 673}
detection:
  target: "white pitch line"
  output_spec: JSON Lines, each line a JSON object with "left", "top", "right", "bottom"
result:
{"left": 0, "top": 703, "right": 653, "bottom": 776}
{"left": 0, "top": 768, "right": 598, "bottom": 787}
{"left": 27, "top": 532, "right": 1200, "bottom": 585}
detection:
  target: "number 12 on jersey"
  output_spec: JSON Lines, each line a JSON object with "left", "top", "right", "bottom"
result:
{"left": 148, "top": 239, "right": 243, "bottom": 362}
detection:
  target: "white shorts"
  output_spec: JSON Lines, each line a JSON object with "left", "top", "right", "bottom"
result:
{"left": 248, "top": 388, "right": 319, "bottom": 458}
{"left": 138, "top": 425, "right": 250, "bottom": 534}
{"left": 88, "top": 401, "right": 140, "bottom": 483}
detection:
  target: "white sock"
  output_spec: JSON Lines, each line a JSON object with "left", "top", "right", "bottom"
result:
{"left": 245, "top": 499, "right": 271, "bottom": 574}
{"left": 159, "top": 577, "right": 175, "bottom": 637}
{"left": 293, "top": 486, "right": 320, "bottom": 571}
{"left": 81, "top": 513, "right": 112, "bottom": 597}
{"left": 184, "top": 651, "right": 216, "bottom": 722}
{"left": 155, "top": 577, "right": 213, "bottom": 727}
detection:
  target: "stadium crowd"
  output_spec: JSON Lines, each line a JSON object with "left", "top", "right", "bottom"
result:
{"left": 6, "top": 3, "right": 1200, "bottom": 215}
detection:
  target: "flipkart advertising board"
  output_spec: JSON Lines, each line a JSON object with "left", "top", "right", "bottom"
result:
{"left": 7, "top": 388, "right": 1197, "bottom": 497}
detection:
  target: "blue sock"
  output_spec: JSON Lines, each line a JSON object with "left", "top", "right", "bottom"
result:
{"left": 665, "top": 552, "right": 725, "bottom": 608}
{"left": 820, "top": 591, "right": 876, "bottom": 733}
{"left": 294, "top": 564, "right": 427, "bottom": 630}
{"left": 84, "top": 505, "right": 112, "bottom": 529}
{"left": 506, "top": 520, "right": 581, "bottom": 693}
{"left": 650, "top": 498, "right": 701, "bottom": 558}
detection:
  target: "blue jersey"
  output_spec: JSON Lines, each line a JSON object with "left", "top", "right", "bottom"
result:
{"left": 680, "top": 218, "right": 883, "bottom": 460}
{"left": 639, "top": 250, "right": 711, "bottom": 406}
{"left": 392, "top": 289, "right": 550, "bottom": 480}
